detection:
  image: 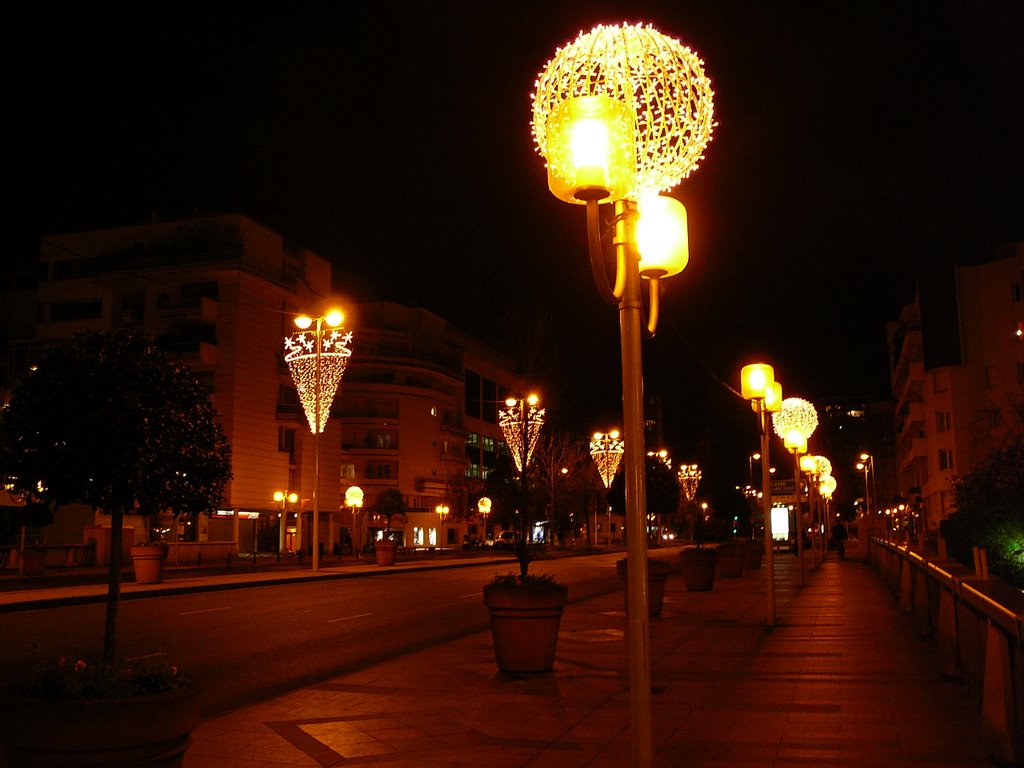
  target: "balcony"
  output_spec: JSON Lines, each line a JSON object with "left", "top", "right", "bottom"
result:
{"left": 156, "top": 295, "right": 219, "bottom": 323}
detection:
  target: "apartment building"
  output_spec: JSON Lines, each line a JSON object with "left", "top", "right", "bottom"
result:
{"left": 886, "top": 244, "right": 1024, "bottom": 538}
{"left": 1, "top": 214, "right": 529, "bottom": 558}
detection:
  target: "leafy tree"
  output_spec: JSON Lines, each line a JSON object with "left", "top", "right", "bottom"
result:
{"left": 375, "top": 487, "right": 407, "bottom": 534}
{"left": 1, "top": 330, "right": 232, "bottom": 661}
{"left": 533, "top": 429, "right": 592, "bottom": 545}
{"left": 942, "top": 402, "right": 1024, "bottom": 587}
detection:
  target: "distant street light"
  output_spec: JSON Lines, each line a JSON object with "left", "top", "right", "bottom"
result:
{"left": 435, "top": 504, "right": 450, "bottom": 548}
{"left": 477, "top": 496, "right": 491, "bottom": 543}
{"left": 676, "top": 463, "right": 702, "bottom": 542}
{"left": 272, "top": 490, "right": 298, "bottom": 559}
{"left": 589, "top": 430, "right": 624, "bottom": 545}
{"left": 499, "top": 394, "right": 545, "bottom": 559}
{"left": 283, "top": 309, "right": 353, "bottom": 572}
{"left": 345, "top": 485, "right": 364, "bottom": 558}
{"left": 741, "top": 363, "right": 783, "bottom": 625}
{"left": 773, "top": 397, "right": 818, "bottom": 587}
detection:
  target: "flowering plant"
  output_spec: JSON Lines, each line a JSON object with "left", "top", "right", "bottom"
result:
{"left": 15, "top": 656, "right": 191, "bottom": 701}
{"left": 488, "top": 572, "right": 565, "bottom": 591}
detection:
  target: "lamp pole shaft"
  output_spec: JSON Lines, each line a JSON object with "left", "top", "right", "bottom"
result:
{"left": 758, "top": 400, "right": 776, "bottom": 626}
{"left": 794, "top": 452, "right": 803, "bottom": 587}
{"left": 615, "top": 199, "right": 652, "bottom": 767}
{"left": 313, "top": 319, "right": 322, "bottom": 573}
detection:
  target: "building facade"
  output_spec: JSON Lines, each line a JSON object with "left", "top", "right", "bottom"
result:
{"left": 1, "top": 215, "right": 530, "bottom": 559}
{"left": 886, "top": 244, "right": 1024, "bottom": 540}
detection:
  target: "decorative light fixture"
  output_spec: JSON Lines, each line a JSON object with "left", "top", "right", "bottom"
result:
{"left": 589, "top": 430, "right": 624, "bottom": 489}
{"left": 773, "top": 396, "right": 817, "bottom": 586}
{"left": 499, "top": 395, "right": 545, "bottom": 473}
{"left": 499, "top": 395, "right": 545, "bottom": 564}
{"left": 533, "top": 24, "right": 715, "bottom": 763}
{"left": 282, "top": 309, "right": 353, "bottom": 572}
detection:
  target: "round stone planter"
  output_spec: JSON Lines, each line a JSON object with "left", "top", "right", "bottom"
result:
{"left": 131, "top": 543, "right": 169, "bottom": 584}
{"left": 374, "top": 539, "right": 397, "bottom": 566}
{"left": 679, "top": 547, "right": 717, "bottom": 591}
{"left": 483, "top": 581, "right": 569, "bottom": 673}
{"left": 0, "top": 682, "right": 201, "bottom": 767}
{"left": 617, "top": 557, "right": 672, "bottom": 616}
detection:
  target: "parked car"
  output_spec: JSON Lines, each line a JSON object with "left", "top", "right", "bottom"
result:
{"left": 492, "top": 531, "right": 517, "bottom": 550}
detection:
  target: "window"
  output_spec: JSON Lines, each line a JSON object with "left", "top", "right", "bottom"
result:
{"left": 935, "top": 411, "right": 952, "bottom": 432}
{"left": 340, "top": 463, "right": 356, "bottom": 481}
{"left": 938, "top": 449, "right": 954, "bottom": 471}
{"left": 49, "top": 300, "right": 102, "bottom": 322}
{"left": 278, "top": 427, "right": 296, "bottom": 461}
{"left": 372, "top": 432, "right": 392, "bottom": 449}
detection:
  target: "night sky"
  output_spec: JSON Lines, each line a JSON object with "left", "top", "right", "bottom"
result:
{"left": 11, "top": 2, "right": 1023, "bottom": 471}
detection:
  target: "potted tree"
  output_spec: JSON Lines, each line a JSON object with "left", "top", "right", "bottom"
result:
{"left": 679, "top": 516, "right": 717, "bottom": 591}
{"left": 482, "top": 419, "right": 568, "bottom": 674}
{"left": 609, "top": 453, "right": 680, "bottom": 603}
{"left": 0, "top": 329, "right": 232, "bottom": 766}
{"left": 373, "top": 488, "right": 407, "bottom": 566}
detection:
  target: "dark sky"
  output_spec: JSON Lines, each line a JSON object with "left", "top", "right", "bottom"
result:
{"left": 11, "top": 2, "right": 1023, "bottom": 460}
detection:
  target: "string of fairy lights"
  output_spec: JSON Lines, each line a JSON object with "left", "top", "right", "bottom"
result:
{"left": 282, "top": 328, "right": 354, "bottom": 435}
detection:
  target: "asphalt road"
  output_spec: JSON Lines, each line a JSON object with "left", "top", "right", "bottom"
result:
{"left": 0, "top": 553, "right": 628, "bottom": 717}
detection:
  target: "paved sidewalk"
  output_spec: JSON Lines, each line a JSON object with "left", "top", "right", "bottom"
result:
{"left": 183, "top": 555, "right": 990, "bottom": 767}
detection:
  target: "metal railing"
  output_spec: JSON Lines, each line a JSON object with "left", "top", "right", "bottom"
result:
{"left": 869, "top": 537, "right": 1023, "bottom": 765}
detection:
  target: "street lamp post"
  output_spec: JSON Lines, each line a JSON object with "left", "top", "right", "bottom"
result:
{"left": 345, "top": 485, "right": 364, "bottom": 558}
{"left": 589, "top": 430, "right": 624, "bottom": 545}
{"left": 273, "top": 490, "right": 298, "bottom": 556}
{"left": 856, "top": 453, "right": 875, "bottom": 534}
{"left": 477, "top": 496, "right": 491, "bottom": 544}
{"left": 676, "top": 463, "right": 702, "bottom": 543}
{"left": 283, "top": 309, "right": 353, "bottom": 572}
{"left": 499, "top": 394, "right": 545, "bottom": 573}
{"left": 741, "top": 363, "right": 782, "bottom": 625}
{"left": 532, "top": 25, "right": 715, "bottom": 764}
{"left": 435, "top": 504, "right": 449, "bottom": 549}
{"left": 773, "top": 397, "right": 818, "bottom": 588}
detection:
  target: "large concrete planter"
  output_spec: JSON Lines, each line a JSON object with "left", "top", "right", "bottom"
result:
{"left": 617, "top": 557, "right": 672, "bottom": 616}
{"left": 744, "top": 539, "right": 765, "bottom": 570}
{"left": 0, "top": 682, "right": 201, "bottom": 767}
{"left": 680, "top": 547, "right": 717, "bottom": 591}
{"left": 19, "top": 548, "right": 47, "bottom": 577}
{"left": 716, "top": 542, "right": 747, "bottom": 578}
{"left": 374, "top": 539, "right": 397, "bottom": 566}
{"left": 483, "top": 580, "right": 569, "bottom": 673}
{"left": 130, "top": 543, "right": 169, "bottom": 584}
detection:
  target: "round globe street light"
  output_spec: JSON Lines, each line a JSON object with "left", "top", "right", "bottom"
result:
{"left": 532, "top": 25, "right": 715, "bottom": 764}
{"left": 345, "top": 485, "right": 364, "bottom": 558}
{"left": 283, "top": 309, "right": 353, "bottom": 572}
{"left": 740, "top": 363, "right": 783, "bottom": 625}
{"left": 477, "top": 496, "right": 491, "bottom": 544}
{"left": 773, "top": 397, "right": 817, "bottom": 587}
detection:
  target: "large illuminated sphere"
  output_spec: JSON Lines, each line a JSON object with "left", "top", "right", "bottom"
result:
{"left": 532, "top": 22, "right": 715, "bottom": 201}
{"left": 772, "top": 397, "right": 818, "bottom": 442}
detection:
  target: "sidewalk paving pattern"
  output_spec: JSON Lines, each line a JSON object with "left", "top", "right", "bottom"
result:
{"left": 151, "top": 555, "right": 991, "bottom": 767}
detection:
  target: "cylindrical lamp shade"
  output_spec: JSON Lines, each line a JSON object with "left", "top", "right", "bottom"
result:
{"left": 740, "top": 363, "right": 774, "bottom": 400}
{"left": 637, "top": 194, "right": 689, "bottom": 277}
{"left": 543, "top": 95, "right": 636, "bottom": 204}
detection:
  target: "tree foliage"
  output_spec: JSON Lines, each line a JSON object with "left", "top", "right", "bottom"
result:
{"left": 374, "top": 487, "right": 407, "bottom": 533}
{"left": 1, "top": 329, "right": 232, "bottom": 660}
{"left": 942, "top": 402, "right": 1024, "bottom": 587}
{"left": 607, "top": 454, "right": 680, "bottom": 538}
